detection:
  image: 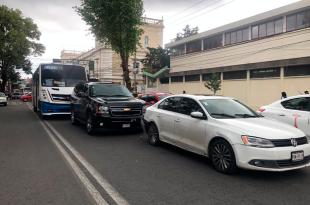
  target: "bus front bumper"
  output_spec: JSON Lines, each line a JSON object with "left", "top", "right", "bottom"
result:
{"left": 40, "top": 101, "right": 71, "bottom": 115}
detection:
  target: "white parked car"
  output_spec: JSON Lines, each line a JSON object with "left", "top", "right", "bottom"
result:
{"left": 143, "top": 95, "right": 310, "bottom": 174}
{"left": 0, "top": 92, "right": 7, "bottom": 106}
{"left": 258, "top": 95, "right": 309, "bottom": 137}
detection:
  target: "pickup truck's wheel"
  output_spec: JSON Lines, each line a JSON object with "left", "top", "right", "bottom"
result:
{"left": 71, "top": 110, "right": 78, "bottom": 125}
{"left": 86, "top": 114, "right": 96, "bottom": 135}
{"left": 210, "top": 139, "right": 237, "bottom": 174}
{"left": 147, "top": 123, "right": 160, "bottom": 146}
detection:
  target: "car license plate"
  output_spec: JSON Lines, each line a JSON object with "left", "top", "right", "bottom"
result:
{"left": 122, "top": 124, "right": 130, "bottom": 128}
{"left": 291, "top": 151, "right": 304, "bottom": 162}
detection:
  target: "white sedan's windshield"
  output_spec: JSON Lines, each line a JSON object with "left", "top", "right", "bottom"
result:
{"left": 200, "top": 99, "right": 258, "bottom": 119}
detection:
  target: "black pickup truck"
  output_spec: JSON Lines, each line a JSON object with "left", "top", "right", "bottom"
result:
{"left": 70, "top": 82, "right": 146, "bottom": 134}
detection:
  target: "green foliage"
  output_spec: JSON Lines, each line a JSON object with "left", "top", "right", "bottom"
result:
{"left": 77, "top": 0, "right": 144, "bottom": 90}
{"left": 0, "top": 5, "right": 45, "bottom": 92}
{"left": 176, "top": 25, "right": 199, "bottom": 41}
{"left": 141, "top": 46, "right": 170, "bottom": 73}
{"left": 204, "top": 73, "right": 221, "bottom": 95}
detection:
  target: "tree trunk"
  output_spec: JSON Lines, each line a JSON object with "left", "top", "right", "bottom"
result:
{"left": 0, "top": 79, "right": 7, "bottom": 92}
{"left": 120, "top": 53, "right": 132, "bottom": 91}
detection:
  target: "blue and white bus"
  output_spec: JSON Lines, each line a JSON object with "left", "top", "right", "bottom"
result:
{"left": 32, "top": 63, "right": 87, "bottom": 116}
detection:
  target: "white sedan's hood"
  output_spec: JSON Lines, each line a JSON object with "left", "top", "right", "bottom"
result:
{"left": 0, "top": 97, "right": 6, "bottom": 100}
{"left": 220, "top": 117, "right": 305, "bottom": 139}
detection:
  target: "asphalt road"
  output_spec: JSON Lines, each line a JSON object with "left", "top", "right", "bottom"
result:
{"left": 1, "top": 101, "right": 310, "bottom": 205}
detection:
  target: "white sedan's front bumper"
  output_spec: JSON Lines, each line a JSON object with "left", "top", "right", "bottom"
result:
{"left": 233, "top": 144, "right": 310, "bottom": 171}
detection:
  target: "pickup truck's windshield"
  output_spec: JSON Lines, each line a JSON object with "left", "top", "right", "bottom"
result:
{"left": 89, "top": 84, "right": 133, "bottom": 98}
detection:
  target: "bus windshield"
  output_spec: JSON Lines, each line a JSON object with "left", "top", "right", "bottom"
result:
{"left": 41, "top": 64, "right": 86, "bottom": 87}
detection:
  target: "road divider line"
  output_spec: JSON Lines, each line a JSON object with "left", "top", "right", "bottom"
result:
{"left": 39, "top": 120, "right": 109, "bottom": 205}
{"left": 44, "top": 121, "right": 130, "bottom": 205}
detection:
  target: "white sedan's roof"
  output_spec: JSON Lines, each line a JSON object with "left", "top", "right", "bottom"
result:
{"left": 170, "top": 94, "right": 233, "bottom": 101}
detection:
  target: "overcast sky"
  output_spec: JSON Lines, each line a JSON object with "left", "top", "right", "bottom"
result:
{"left": 0, "top": 0, "right": 301, "bottom": 77}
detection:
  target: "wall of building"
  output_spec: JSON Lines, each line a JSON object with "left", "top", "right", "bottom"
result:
{"left": 163, "top": 68, "right": 310, "bottom": 109}
{"left": 170, "top": 28, "right": 310, "bottom": 73}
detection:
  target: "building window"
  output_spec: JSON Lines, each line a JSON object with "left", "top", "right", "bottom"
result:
{"left": 171, "top": 44, "right": 185, "bottom": 56}
{"left": 251, "top": 25, "right": 259, "bottom": 39}
{"left": 250, "top": 68, "right": 280, "bottom": 79}
{"left": 203, "top": 35, "right": 222, "bottom": 50}
{"left": 259, "top": 24, "right": 267, "bottom": 38}
{"left": 284, "top": 65, "right": 310, "bottom": 77}
{"left": 186, "top": 40, "right": 201, "bottom": 54}
{"left": 202, "top": 73, "right": 220, "bottom": 81}
{"left": 160, "top": 77, "right": 169, "bottom": 84}
{"left": 223, "top": 70, "right": 247, "bottom": 80}
{"left": 185, "top": 74, "right": 200, "bottom": 82}
{"left": 171, "top": 76, "right": 183, "bottom": 83}
{"left": 252, "top": 18, "right": 283, "bottom": 39}
{"left": 267, "top": 21, "right": 275, "bottom": 36}
{"left": 225, "top": 33, "right": 231, "bottom": 45}
{"left": 144, "top": 36, "right": 149, "bottom": 47}
{"left": 242, "top": 28, "right": 249, "bottom": 41}
{"left": 275, "top": 19, "right": 283, "bottom": 34}
{"left": 225, "top": 28, "right": 249, "bottom": 45}
{"left": 231, "top": 31, "right": 237, "bottom": 44}
{"left": 286, "top": 9, "right": 310, "bottom": 32}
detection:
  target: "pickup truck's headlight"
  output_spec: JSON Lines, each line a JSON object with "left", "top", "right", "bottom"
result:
{"left": 306, "top": 136, "right": 310, "bottom": 144}
{"left": 241, "top": 135, "right": 274, "bottom": 148}
{"left": 97, "top": 105, "right": 109, "bottom": 114}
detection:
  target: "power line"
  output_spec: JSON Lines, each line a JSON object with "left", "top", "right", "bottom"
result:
{"left": 166, "top": 0, "right": 217, "bottom": 21}
{"left": 171, "top": 0, "right": 235, "bottom": 26}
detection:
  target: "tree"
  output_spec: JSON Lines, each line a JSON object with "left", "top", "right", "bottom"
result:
{"left": 0, "top": 5, "right": 45, "bottom": 92}
{"left": 77, "top": 0, "right": 144, "bottom": 91}
{"left": 204, "top": 73, "right": 221, "bottom": 95}
{"left": 175, "top": 25, "right": 199, "bottom": 41}
{"left": 141, "top": 46, "right": 170, "bottom": 72}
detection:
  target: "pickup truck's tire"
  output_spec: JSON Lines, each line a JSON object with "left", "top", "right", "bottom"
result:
{"left": 86, "top": 114, "right": 96, "bottom": 135}
{"left": 71, "top": 110, "right": 79, "bottom": 125}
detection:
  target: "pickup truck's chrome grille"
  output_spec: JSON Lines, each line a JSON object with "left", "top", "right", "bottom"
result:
{"left": 110, "top": 105, "right": 142, "bottom": 117}
{"left": 51, "top": 94, "right": 71, "bottom": 102}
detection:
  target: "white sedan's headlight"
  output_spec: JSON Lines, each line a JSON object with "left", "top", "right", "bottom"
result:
{"left": 241, "top": 135, "right": 274, "bottom": 148}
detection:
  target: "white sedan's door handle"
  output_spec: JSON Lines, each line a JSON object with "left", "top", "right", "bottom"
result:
{"left": 156, "top": 114, "right": 161, "bottom": 117}
{"left": 174, "top": 119, "right": 181, "bottom": 122}
{"left": 278, "top": 114, "right": 286, "bottom": 117}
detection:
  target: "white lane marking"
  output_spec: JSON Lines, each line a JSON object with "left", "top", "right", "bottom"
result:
{"left": 45, "top": 121, "right": 130, "bottom": 205}
{"left": 26, "top": 103, "right": 108, "bottom": 205}
{"left": 39, "top": 120, "right": 109, "bottom": 205}
{"left": 25, "top": 103, "right": 130, "bottom": 205}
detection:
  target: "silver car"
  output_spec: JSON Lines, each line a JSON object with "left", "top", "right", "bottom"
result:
{"left": 143, "top": 95, "right": 310, "bottom": 174}
{"left": 0, "top": 92, "right": 7, "bottom": 106}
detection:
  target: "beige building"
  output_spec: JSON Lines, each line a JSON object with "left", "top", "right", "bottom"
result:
{"left": 61, "top": 17, "right": 164, "bottom": 90}
{"left": 157, "top": 0, "right": 310, "bottom": 109}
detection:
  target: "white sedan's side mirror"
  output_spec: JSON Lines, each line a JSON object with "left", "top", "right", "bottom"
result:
{"left": 190, "top": 111, "right": 207, "bottom": 120}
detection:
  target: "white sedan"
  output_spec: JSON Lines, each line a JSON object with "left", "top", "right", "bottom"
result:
{"left": 258, "top": 95, "right": 309, "bottom": 137}
{"left": 143, "top": 95, "right": 310, "bottom": 174}
{"left": 0, "top": 92, "right": 7, "bottom": 106}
